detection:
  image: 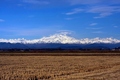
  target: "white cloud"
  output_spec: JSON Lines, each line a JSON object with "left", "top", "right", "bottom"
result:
{"left": 90, "top": 23, "right": 98, "bottom": 26}
{"left": 57, "top": 30, "right": 74, "bottom": 34}
{"left": 64, "top": 0, "right": 120, "bottom": 18}
{"left": 65, "top": 8, "right": 83, "bottom": 15}
{"left": 65, "top": 6, "right": 120, "bottom": 18}
{"left": 0, "top": 19, "right": 5, "bottom": 22}
{"left": 88, "top": 6, "right": 120, "bottom": 18}
{"left": 106, "top": 0, "right": 120, "bottom": 5}
{"left": 67, "top": 0, "right": 120, "bottom": 5}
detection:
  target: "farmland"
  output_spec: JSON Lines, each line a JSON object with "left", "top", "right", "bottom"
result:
{"left": 0, "top": 53, "right": 120, "bottom": 80}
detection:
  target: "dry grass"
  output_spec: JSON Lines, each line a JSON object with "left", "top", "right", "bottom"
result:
{"left": 0, "top": 53, "right": 120, "bottom": 80}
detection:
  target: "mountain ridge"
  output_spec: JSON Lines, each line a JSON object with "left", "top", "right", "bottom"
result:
{"left": 0, "top": 32, "right": 120, "bottom": 44}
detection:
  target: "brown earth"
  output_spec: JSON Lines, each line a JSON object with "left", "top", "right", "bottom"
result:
{"left": 0, "top": 54, "right": 120, "bottom": 80}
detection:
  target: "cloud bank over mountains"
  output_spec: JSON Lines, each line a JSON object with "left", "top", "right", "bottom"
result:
{"left": 0, "top": 32, "right": 120, "bottom": 44}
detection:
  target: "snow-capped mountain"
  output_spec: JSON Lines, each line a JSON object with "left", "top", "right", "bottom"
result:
{"left": 0, "top": 32, "right": 120, "bottom": 44}
{"left": 38, "top": 32, "right": 79, "bottom": 43}
{"left": 79, "top": 38, "right": 120, "bottom": 44}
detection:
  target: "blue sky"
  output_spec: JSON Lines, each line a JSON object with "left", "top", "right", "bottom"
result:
{"left": 0, "top": 0, "right": 120, "bottom": 39}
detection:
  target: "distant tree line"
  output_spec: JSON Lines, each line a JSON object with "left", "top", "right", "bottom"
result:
{"left": 0, "top": 47, "right": 120, "bottom": 53}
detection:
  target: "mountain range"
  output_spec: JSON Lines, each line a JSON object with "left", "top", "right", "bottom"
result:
{"left": 0, "top": 32, "right": 120, "bottom": 49}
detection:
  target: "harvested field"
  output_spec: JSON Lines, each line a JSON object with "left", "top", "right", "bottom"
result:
{"left": 0, "top": 54, "right": 120, "bottom": 80}
{"left": 0, "top": 53, "right": 120, "bottom": 56}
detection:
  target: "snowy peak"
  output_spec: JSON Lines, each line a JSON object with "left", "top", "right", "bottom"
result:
{"left": 38, "top": 32, "right": 79, "bottom": 43}
{"left": 0, "top": 38, "right": 27, "bottom": 44}
{"left": 79, "top": 38, "right": 120, "bottom": 44}
{"left": 0, "top": 32, "right": 120, "bottom": 44}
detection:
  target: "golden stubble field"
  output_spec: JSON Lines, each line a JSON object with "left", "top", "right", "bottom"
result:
{"left": 0, "top": 54, "right": 120, "bottom": 80}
